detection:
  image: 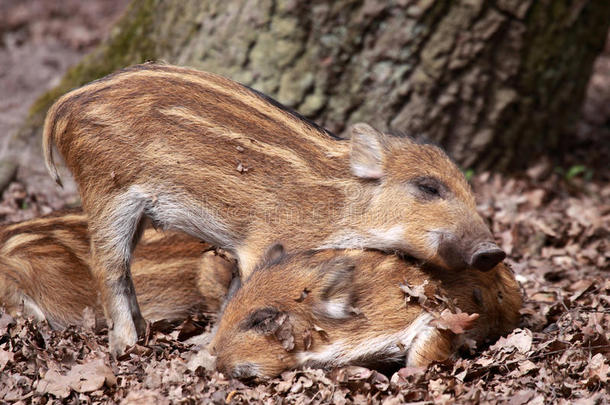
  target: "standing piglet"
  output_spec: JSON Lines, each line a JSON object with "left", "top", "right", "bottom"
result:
{"left": 210, "top": 248, "right": 522, "bottom": 379}
{"left": 43, "top": 63, "right": 505, "bottom": 355}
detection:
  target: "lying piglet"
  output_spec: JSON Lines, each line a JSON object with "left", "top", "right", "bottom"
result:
{"left": 210, "top": 247, "right": 521, "bottom": 378}
{"left": 0, "top": 210, "right": 234, "bottom": 328}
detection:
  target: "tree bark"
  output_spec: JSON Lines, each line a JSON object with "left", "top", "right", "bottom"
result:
{"left": 4, "top": 0, "right": 609, "bottom": 191}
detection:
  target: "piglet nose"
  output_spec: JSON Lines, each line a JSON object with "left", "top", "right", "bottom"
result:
{"left": 469, "top": 242, "right": 506, "bottom": 272}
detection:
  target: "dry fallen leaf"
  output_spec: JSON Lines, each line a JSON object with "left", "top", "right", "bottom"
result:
{"left": 186, "top": 348, "right": 216, "bottom": 372}
{"left": 509, "top": 389, "right": 536, "bottom": 405}
{"left": 0, "top": 348, "right": 14, "bottom": 371}
{"left": 236, "top": 160, "right": 250, "bottom": 173}
{"left": 400, "top": 280, "right": 429, "bottom": 305}
{"left": 36, "top": 358, "right": 116, "bottom": 398}
{"left": 518, "top": 360, "right": 538, "bottom": 375}
{"left": 121, "top": 389, "right": 170, "bottom": 405}
{"left": 585, "top": 353, "right": 608, "bottom": 383}
{"left": 302, "top": 328, "right": 313, "bottom": 350}
{"left": 430, "top": 309, "right": 480, "bottom": 334}
{"left": 491, "top": 328, "right": 533, "bottom": 354}
{"left": 274, "top": 313, "right": 295, "bottom": 351}
{"left": 313, "top": 324, "right": 329, "bottom": 341}
{"left": 37, "top": 369, "right": 72, "bottom": 398}
{"left": 0, "top": 312, "right": 15, "bottom": 334}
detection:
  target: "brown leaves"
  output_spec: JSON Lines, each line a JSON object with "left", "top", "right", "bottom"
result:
{"left": 401, "top": 279, "right": 479, "bottom": 335}
{"left": 400, "top": 280, "right": 429, "bottom": 305}
{"left": 490, "top": 328, "right": 533, "bottom": 354}
{"left": 236, "top": 159, "right": 250, "bottom": 173}
{"left": 0, "top": 182, "right": 55, "bottom": 223}
{"left": 0, "top": 349, "right": 14, "bottom": 371}
{"left": 175, "top": 318, "right": 207, "bottom": 342}
{"left": 37, "top": 358, "right": 116, "bottom": 398}
{"left": 250, "top": 309, "right": 296, "bottom": 351}
{"left": 430, "top": 309, "right": 479, "bottom": 334}
{"left": 302, "top": 328, "right": 312, "bottom": 350}
{"left": 121, "top": 390, "right": 170, "bottom": 405}
{"left": 0, "top": 312, "right": 15, "bottom": 334}
{"left": 1, "top": 163, "right": 610, "bottom": 403}
{"left": 584, "top": 353, "right": 608, "bottom": 386}
{"left": 330, "top": 366, "right": 390, "bottom": 394}
{"left": 273, "top": 313, "right": 295, "bottom": 352}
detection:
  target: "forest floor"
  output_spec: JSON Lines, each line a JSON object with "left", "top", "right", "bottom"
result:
{"left": 0, "top": 1, "right": 609, "bottom": 404}
{"left": 0, "top": 168, "right": 608, "bottom": 404}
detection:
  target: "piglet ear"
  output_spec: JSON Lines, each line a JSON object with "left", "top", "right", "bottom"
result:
{"left": 251, "top": 243, "right": 286, "bottom": 274}
{"left": 316, "top": 258, "right": 358, "bottom": 320}
{"left": 244, "top": 307, "right": 295, "bottom": 351}
{"left": 262, "top": 243, "right": 285, "bottom": 264}
{"left": 349, "top": 123, "right": 385, "bottom": 179}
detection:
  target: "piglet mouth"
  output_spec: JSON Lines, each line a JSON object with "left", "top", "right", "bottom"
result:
{"left": 225, "top": 362, "right": 262, "bottom": 380}
{"left": 435, "top": 233, "right": 469, "bottom": 271}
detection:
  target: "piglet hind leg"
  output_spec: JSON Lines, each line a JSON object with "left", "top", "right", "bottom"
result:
{"left": 406, "top": 328, "right": 454, "bottom": 368}
{"left": 88, "top": 196, "right": 148, "bottom": 357}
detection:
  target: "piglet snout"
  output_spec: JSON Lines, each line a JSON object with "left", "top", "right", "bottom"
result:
{"left": 469, "top": 242, "right": 506, "bottom": 272}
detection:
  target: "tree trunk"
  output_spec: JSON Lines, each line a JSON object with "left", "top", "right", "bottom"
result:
{"left": 4, "top": 0, "right": 609, "bottom": 193}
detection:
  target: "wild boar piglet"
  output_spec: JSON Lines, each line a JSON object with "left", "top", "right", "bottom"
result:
{"left": 210, "top": 247, "right": 521, "bottom": 379}
{"left": 0, "top": 211, "right": 234, "bottom": 328}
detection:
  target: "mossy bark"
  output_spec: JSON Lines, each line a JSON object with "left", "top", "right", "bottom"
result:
{"left": 4, "top": 0, "right": 610, "bottom": 189}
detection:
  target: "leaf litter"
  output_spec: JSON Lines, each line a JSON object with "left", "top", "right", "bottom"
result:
{"left": 1, "top": 0, "right": 609, "bottom": 402}
{"left": 0, "top": 171, "right": 609, "bottom": 403}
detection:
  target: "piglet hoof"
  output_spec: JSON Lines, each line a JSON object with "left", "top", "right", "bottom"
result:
{"left": 109, "top": 323, "right": 138, "bottom": 359}
{"left": 134, "top": 314, "right": 147, "bottom": 338}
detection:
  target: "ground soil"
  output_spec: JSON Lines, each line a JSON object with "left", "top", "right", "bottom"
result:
{"left": 0, "top": 1, "right": 608, "bottom": 403}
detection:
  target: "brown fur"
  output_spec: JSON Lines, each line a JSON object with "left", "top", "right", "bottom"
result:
{"left": 0, "top": 211, "right": 234, "bottom": 328}
{"left": 210, "top": 249, "right": 522, "bottom": 379}
{"left": 42, "top": 63, "right": 505, "bottom": 355}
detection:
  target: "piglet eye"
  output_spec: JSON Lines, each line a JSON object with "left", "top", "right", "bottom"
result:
{"left": 418, "top": 183, "right": 440, "bottom": 196}
{"left": 412, "top": 176, "right": 445, "bottom": 199}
